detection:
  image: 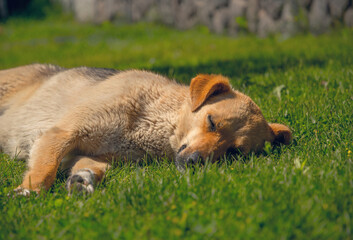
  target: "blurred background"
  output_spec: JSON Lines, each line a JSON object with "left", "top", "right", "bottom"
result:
{"left": 0, "top": 0, "right": 352, "bottom": 80}
{"left": 1, "top": 0, "right": 353, "bottom": 36}
{"left": 1, "top": 3, "right": 353, "bottom": 239}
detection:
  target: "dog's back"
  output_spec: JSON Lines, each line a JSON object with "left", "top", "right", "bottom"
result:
{"left": 0, "top": 64, "right": 63, "bottom": 105}
{"left": 0, "top": 64, "right": 120, "bottom": 105}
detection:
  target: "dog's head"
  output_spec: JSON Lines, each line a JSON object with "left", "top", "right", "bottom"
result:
{"left": 175, "top": 74, "right": 292, "bottom": 169}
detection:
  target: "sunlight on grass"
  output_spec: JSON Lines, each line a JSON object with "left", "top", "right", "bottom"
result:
{"left": 0, "top": 16, "right": 353, "bottom": 240}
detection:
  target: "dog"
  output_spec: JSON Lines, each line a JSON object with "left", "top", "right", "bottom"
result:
{"left": 0, "top": 64, "right": 292, "bottom": 195}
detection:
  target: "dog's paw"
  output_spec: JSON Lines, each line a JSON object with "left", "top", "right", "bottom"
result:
{"left": 66, "top": 170, "right": 94, "bottom": 195}
{"left": 8, "top": 187, "right": 36, "bottom": 197}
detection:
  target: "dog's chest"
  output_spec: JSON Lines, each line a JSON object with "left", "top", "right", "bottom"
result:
{"left": 84, "top": 119, "right": 175, "bottom": 160}
{"left": 77, "top": 98, "right": 178, "bottom": 160}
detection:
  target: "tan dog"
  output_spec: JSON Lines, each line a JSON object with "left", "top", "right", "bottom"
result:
{"left": 0, "top": 64, "right": 291, "bottom": 195}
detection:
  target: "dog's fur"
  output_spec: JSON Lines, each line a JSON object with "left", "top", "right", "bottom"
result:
{"left": 0, "top": 64, "right": 292, "bottom": 195}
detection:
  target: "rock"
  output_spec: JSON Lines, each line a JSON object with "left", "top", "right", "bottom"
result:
{"left": 258, "top": 9, "right": 278, "bottom": 37}
{"left": 197, "top": 0, "right": 228, "bottom": 27}
{"left": 175, "top": 0, "right": 198, "bottom": 29}
{"left": 56, "top": 0, "right": 352, "bottom": 36}
{"left": 228, "top": 0, "right": 247, "bottom": 35}
{"left": 328, "top": 0, "right": 349, "bottom": 19}
{"left": 73, "top": 0, "right": 118, "bottom": 23}
{"left": 145, "top": 5, "right": 160, "bottom": 22}
{"left": 247, "top": 0, "right": 259, "bottom": 33}
{"left": 279, "top": 0, "right": 299, "bottom": 37}
{"left": 229, "top": 0, "right": 247, "bottom": 17}
{"left": 309, "top": 0, "right": 331, "bottom": 34}
{"left": 112, "top": 0, "right": 131, "bottom": 20}
{"left": 60, "top": 0, "right": 73, "bottom": 12}
{"left": 298, "top": 0, "right": 312, "bottom": 9}
{"left": 73, "top": 0, "right": 96, "bottom": 22}
{"left": 0, "top": 0, "right": 7, "bottom": 19}
{"left": 344, "top": 8, "right": 353, "bottom": 28}
{"left": 260, "top": 0, "right": 284, "bottom": 20}
{"left": 131, "top": 0, "right": 155, "bottom": 21}
{"left": 212, "top": 8, "right": 231, "bottom": 34}
{"left": 157, "top": 0, "right": 178, "bottom": 25}
{"left": 95, "top": 0, "right": 117, "bottom": 23}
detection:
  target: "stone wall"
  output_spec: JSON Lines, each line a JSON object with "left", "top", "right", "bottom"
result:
{"left": 62, "top": 0, "right": 353, "bottom": 36}
{"left": 0, "top": 0, "right": 7, "bottom": 19}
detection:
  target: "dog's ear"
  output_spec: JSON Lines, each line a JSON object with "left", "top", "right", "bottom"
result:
{"left": 269, "top": 123, "right": 292, "bottom": 145}
{"left": 190, "top": 74, "right": 231, "bottom": 112}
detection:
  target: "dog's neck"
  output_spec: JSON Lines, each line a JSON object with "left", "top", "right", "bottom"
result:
{"left": 123, "top": 81, "right": 190, "bottom": 159}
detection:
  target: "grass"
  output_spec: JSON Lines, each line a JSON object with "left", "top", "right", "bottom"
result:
{"left": 1, "top": 15, "right": 353, "bottom": 239}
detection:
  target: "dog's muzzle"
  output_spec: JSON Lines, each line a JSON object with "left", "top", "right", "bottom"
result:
{"left": 175, "top": 149, "right": 203, "bottom": 172}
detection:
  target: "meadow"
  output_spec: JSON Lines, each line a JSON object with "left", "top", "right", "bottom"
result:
{"left": 0, "top": 14, "right": 353, "bottom": 239}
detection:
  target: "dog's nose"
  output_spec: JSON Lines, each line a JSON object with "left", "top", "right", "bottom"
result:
{"left": 175, "top": 151, "right": 203, "bottom": 172}
{"left": 186, "top": 151, "right": 202, "bottom": 166}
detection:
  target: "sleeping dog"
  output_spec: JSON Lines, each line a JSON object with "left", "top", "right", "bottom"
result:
{"left": 0, "top": 64, "right": 291, "bottom": 195}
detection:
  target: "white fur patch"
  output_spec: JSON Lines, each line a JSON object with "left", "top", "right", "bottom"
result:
{"left": 9, "top": 188, "right": 32, "bottom": 197}
{"left": 66, "top": 169, "right": 95, "bottom": 195}
{"left": 76, "top": 169, "right": 94, "bottom": 183}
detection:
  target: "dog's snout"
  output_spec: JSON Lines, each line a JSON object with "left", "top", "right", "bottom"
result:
{"left": 175, "top": 150, "right": 203, "bottom": 172}
{"left": 186, "top": 151, "right": 202, "bottom": 166}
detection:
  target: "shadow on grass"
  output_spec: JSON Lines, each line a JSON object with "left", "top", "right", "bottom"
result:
{"left": 49, "top": 142, "right": 292, "bottom": 194}
{"left": 150, "top": 55, "right": 327, "bottom": 84}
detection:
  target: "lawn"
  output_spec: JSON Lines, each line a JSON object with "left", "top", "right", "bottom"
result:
{"left": 0, "top": 15, "right": 353, "bottom": 239}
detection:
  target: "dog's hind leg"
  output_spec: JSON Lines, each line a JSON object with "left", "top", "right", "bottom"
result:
{"left": 66, "top": 156, "right": 109, "bottom": 195}
{"left": 14, "top": 127, "right": 76, "bottom": 195}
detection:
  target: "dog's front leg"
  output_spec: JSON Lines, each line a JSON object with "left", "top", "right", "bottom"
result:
{"left": 15, "top": 127, "right": 76, "bottom": 195}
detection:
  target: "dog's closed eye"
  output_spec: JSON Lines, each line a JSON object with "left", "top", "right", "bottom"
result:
{"left": 177, "top": 144, "right": 187, "bottom": 154}
{"left": 207, "top": 115, "right": 216, "bottom": 132}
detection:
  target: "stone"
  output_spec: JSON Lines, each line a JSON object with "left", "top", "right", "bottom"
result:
{"left": 212, "top": 8, "right": 231, "bottom": 34}
{"left": 145, "top": 5, "right": 160, "bottom": 22}
{"left": 73, "top": 0, "right": 96, "bottom": 22}
{"left": 260, "top": 0, "right": 284, "bottom": 20}
{"left": 56, "top": 0, "right": 352, "bottom": 37}
{"left": 157, "top": 0, "right": 178, "bottom": 25}
{"left": 95, "top": 0, "right": 117, "bottom": 23}
{"left": 247, "top": 0, "right": 259, "bottom": 33}
{"left": 113, "top": 0, "right": 131, "bottom": 20}
{"left": 328, "top": 0, "right": 349, "bottom": 18}
{"left": 258, "top": 9, "right": 278, "bottom": 37}
{"left": 197, "top": 0, "right": 228, "bottom": 27}
{"left": 228, "top": 0, "right": 247, "bottom": 35}
{"left": 309, "top": 0, "right": 331, "bottom": 34}
{"left": 298, "top": 0, "right": 312, "bottom": 9}
{"left": 60, "top": 0, "right": 73, "bottom": 12}
{"left": 344, "top": 8, "right": 353, "bottom": 28}
{"left": 279, "top": 0, "right": 299, "bottom": 37}
{"left": 229, "top": 0, "right": 247, "bottom": 17}
{"left": 131, "top": 0, "right": 155, "bottom": 21}
{"left": 175, "top": 0, "right": 198, "bottom": 29}
{"left": 0, "top": 0, "right": 7, "bottom": 19}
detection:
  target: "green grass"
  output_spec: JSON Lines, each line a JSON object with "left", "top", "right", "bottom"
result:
{"left": 1, "top": 16, "right": 353, "bottom": 239}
